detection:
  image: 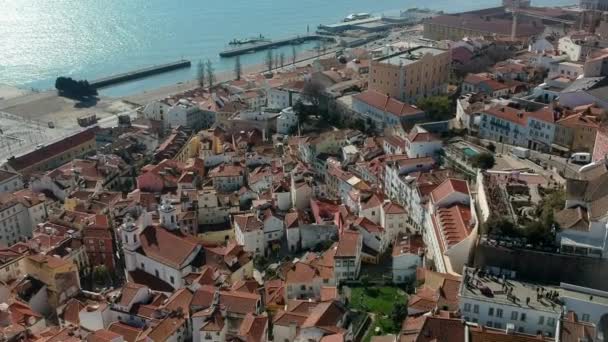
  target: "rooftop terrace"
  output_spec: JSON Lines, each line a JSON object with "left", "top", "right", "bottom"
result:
{"left": 379, "top": 47, "right": 446, "bottom": 66}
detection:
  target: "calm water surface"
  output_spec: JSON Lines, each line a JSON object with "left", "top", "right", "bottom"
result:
{"left": 0, "top": 0, "right": 572, "bottom": 96}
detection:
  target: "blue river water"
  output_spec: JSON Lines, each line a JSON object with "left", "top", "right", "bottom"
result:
{"left": 0, "top": 0, "right": 572, "bottom": 97}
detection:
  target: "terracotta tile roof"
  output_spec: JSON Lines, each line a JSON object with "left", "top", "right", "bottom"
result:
{"left": 370, "top": 335, "right": 396, "bottom": 342}
{"left": 529, "top": 106, "right": 559, "bottom": 123}
{"left": 7, "top": 127, "right": 97, "bottom": 172}
{"left": 383, "top": 201, "right": 406, "bottom": 214}
{"left": 392, "top": 234, "right": 424, "bottom": 257}
{"left": 147, "top": 316, "right": 185, "bottom": 342}
{"left": 393, "top": 157, "right": 435, "bottom": 169}
{"left": 560, "top": 311, "right": 596, "bottom": 342}
{"left": 483, "top": 78, "right": 511, "bottom": 91}
{"left": 208, "top": 164, "right": 244, "bottom": 178}
{"left": 322, "top": 333, "right": 346, "bottom": 342}
{"left": 360, "top": 193, "right": 383, "bottom": 210}
{"left": 434, "top": 204, "right": 473, "bottom": 251}
{"left": 353, "top": 217, "right": 384, "bottom": 233}
{"left": 27, "top": 254, "right": 70, "bottom": 269}
{"left": 273, "top": 310, "right": 308, "bottom": 327}
{"left": 265, "top": 279, "right": 285, "bottom": 307}
{"left": 557, "top": 112, "right": 600, "bottom": 129}
{"left": 320, "top": 286, "right": 339, "bottom": 302}
{"left": 469, "top": 324, "right": 554, "bottom": 341}
{"left": 384, "top": 135, "right": 406, "bottom": 149}
{"left": 285, "top": 261, "right": 318, "bottom": 284}
{"left": 463, "top": 73, "right": 488, "bottom": 85}
{"left": 554, "top": 207, "right": 589, "bottom": 231}
{"left": 234, "top": 214, "right": 264, "bottom": 232}
{"left": 354, "top": 90, "right": 424, "bottom": 117}
{"left": 138, "top": 226, "right": 199, "bottom": 269}
{"left": 118, "top": 282, "right": 147, "bottom": 308}
{"left": 407, "top": 130, "right": 440, "bottom": 143}
{"left": 409, "top": 269, "right": 461, "bottom": 313}
{"left": 219, "top": 290, "right": 260, "bottom": 315}
{"left": 335, "top": 230, "right": 360, "bottom": 258}
{"left": 238, "top": 313, "right": 268, "bottom": 342}
{"left": 61, "top": 298, "right": 84, "bottom": 326}
{"left": 191, "top": 285, "right": 217, "bottom": 309}
{"left": 86, "top": 329, "right": 123, "bottom": 342}
{"left": 163, "top": 288, "right": 193, "bottom": 315}
{"left": 484, "top": 105, "right": 528, "bottom": 126}
{"left": 184, "top": 266, "right": 218, "bottom": 287}
{"left": 430, "top": 178, "right": 469, "bottom": 205}
{"left": 415, "top": 315, "right": 465, "bottom": 342}
{"left": 401, "top": 315, "right": 426, "bottom": 342}
{"left": 108, "top": 322, "right": 145, "bottom": 342}
{"left": 9, "top": 301, "right": 42, "bottom": 327}
{"left": 301, "top": 301, "right": 346, "bottom": 329}
{"left": 231, "top": 280, "right": 261, "bottom": 294}
{"left": 40, "top": 327, "right": 80, "bottom": 342}
{"left": 194, "top": 307, "right": 225, "bottom": 332}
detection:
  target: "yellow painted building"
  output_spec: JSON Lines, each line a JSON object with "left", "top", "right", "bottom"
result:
{"left": 24, "top": 255, "right": 80, "bottom": 308}
{"left": 369, "top": 46, "right": 451, "bottom": 104}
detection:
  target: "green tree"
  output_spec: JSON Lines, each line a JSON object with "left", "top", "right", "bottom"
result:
{"left": 196, "top": 60, "right": 205, "bottom": 87}
{"left": 55, "top": 77, "right": 97, "bottom": 99}
{"left": 93, "top": 265, "right": 111, "bottom": 286}
{"left": 524, "top": 220, "right": 554, "bottom": 246}
{"left": 253, "top": 255, "right": 268, "bottom": 270}
{"left": 302, "top": 80, "right": 325, "bottom": 109}
{"left": 360, "top": 274, "right": 370, "bottom": 288}
{"left": 483, "top": 216, "right": 520, "bottom": 237}
{"left": 293, "top": 99, "right": 311, "bottom": 125}
{"left": 416, "top": 96, "right": 453, "bottom": 121}
{"left": 472, "top": 152, "right": 495, "bottom": 170}
{"left": 234, "top": 56, "right": 242, "bottom": 81}
{"left": 392, "top": 303, "right": 408, "bottom": 328}
{"left": 205, "top": 59, "right": 215, "bottom": 89}
{"left": 265, "top": 50, "right": 273, "bottom": 72}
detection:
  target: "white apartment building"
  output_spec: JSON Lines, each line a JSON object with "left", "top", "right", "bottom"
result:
{"left": 276, "top": 107, "right": 298, "bottom": 135}
{"left": 233, "top": 214, "right": 264, "bottom": 256}
{"left": 0, "top": 170, "right": 22, "bottom": 193}
{"left": 405, "top": 126, "right": 443, "bottom": 158}
{"left": 380, "top": 201, "right": 408, "bottom": 239}
{"left": 197, "top": 187, "right": 238, "bottom": 225}
{"left": 143, "top": 98, "right": 215, "bottom": 130}
{"left": 555, "top": 160, "right": 608, "bottom": 258}
{"left": 334, "top": 231, "right": 362, "bottom": 282}
{"left": 459, "top": 268, "right": 562, "bottom": 337}
{"left": 266, "top": 85, "right": 303, "bottom": 110}
{"left": 0, "top": 191, "right": 48, "bottom": 247}
{"left": 424, "top": 178, "right": 478, "bottom": 275}
{"left": 460, "top": 268, "right": 608, "bottom": 340}
{"left": 208, "top": 164, "right": 245, "bottom": 193}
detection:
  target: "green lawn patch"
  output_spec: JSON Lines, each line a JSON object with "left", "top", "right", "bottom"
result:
{"left": 350, "top": 286, "right": 406, "bottom": 315}
{"left": 349, "top": 286, "right": 407, "bottom": 341}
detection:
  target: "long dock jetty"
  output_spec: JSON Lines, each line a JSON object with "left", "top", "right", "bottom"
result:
{"left": 219, "top": 35, "right": 334, "bottom": 58}
{"left": 90, "top": 60, "right": 191, "bottom": 88}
